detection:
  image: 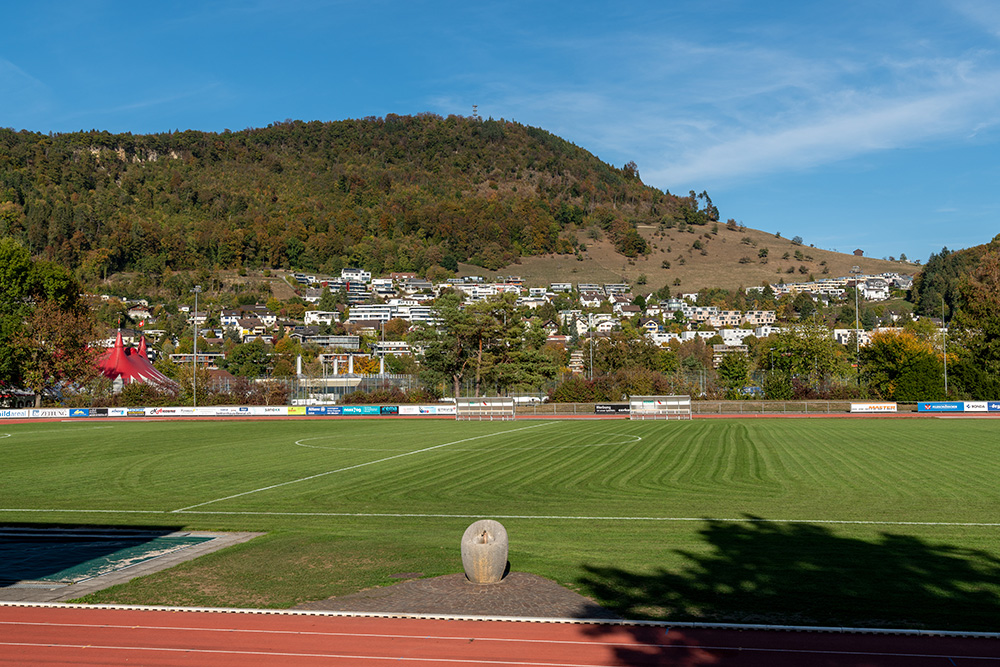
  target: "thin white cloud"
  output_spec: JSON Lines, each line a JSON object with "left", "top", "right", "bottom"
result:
{"left": 952, "top": 0, "right": 1000, "bottom": 37}
{"left": 479, "top": 25, "right": 1000, "bottom": 191}
{"left": 647, "top": 71, "right": 1000, "bottom": 186}
{"left": 0, "top": 58, "right": 50, "bottom": 119}
{"left": 58, "top": 84, "right": 226, "bottom": 125}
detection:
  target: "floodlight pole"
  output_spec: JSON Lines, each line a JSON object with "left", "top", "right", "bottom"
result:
{"left": 588, "top": 313, "right": 594, "bottom": 380}
{"left": 852, "top": 266, "right": 860, "bottom": 385}
{"left": 942, "top": 297, "right": 948, "bottom": 397}
{"left": 192, "top": 285, "right": 202, "bottom": 408}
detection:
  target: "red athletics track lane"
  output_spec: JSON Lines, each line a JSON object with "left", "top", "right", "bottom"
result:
{"left": 3, "top": 606, "right": 1000, "bottom": 667}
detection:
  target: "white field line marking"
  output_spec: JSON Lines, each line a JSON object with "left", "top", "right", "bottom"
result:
{"left": 2, "top": 426, "right": 115, "bottom": 435}
{"left": 172, "top": 421, "right": 557, "bottom": 512}
{"left": 170, "top": 512, "right": 1000, "bottom": 526}
{"left": 293, "top": 432, "right": 641, "bottom": 452}
{"left": 1, "top": 506, "right": 999, "bottom": 527}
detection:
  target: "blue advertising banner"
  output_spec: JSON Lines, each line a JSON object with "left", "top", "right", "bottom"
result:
{"left": 69, "top": 408, "right": 89, "bottom": 418}
{"left": 989, "top": 402, "right": 1000, "bottom": 412}
{"left": 306, "top": 407, "right": 327, "bottom": 415}
{"left": 380, "top": 405, "right": 399, "bottom": 415}
{"left": 326, "top": 406, "right": 343, "bottom": 415}
{"left": 917, "top": 402, "right": 964, "bottom": 412}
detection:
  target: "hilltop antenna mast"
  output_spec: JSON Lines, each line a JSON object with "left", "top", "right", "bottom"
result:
{"left": 472, "top": 104, "right": 479, "bottom": 120}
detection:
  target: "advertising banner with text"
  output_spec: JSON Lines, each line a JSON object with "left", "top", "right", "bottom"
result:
{"left": 917, "top": 402, "right": 964, "bottom": 412}
{"left": 850, "top": 402, "right": 897, "bottom": 413}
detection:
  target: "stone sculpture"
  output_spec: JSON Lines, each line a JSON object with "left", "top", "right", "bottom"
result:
{"left": 461, "top": 519, "right": 508, "bottom": 584}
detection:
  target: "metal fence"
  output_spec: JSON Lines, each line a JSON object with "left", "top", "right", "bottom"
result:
{"left": 513, "top": 401, "right": 918, "bottom": 416}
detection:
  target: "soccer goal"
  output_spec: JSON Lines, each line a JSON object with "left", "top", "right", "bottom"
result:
{"left": 456, "top": 397, "right": 516, "bottom": 421}
{"left": 629, "top": 395, "right": 692, "bottom": 420}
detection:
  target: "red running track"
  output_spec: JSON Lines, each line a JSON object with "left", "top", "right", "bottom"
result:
{"left": 2, "top": 605, "right": 1000, "bottom": 666}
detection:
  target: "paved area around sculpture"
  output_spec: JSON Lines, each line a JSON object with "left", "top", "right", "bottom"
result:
{"left": 296, "top": 571, "right": 622, "bottom": 619}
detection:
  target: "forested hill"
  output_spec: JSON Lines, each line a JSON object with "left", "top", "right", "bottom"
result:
{"left": 909, "top": 235, "right": 1000, "bottom": 318}
{"left": 0, "top": 115, "right": 715, "bottom": 281}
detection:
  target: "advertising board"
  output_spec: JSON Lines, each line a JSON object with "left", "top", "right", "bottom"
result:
{"left": 964, "top": 401, "right": 989, "bottom": 412}
{"left": 306, "top": 407, "right": 327, "bottom": 415}
{"left": 917, "top": 402, "right": 964, "bottom": 412}
{"left": 380, "top": 405, "right": 399, "bottom": 415}
{"left": 850, "top": 402, "right": 897, "bottom": 413}
{"left": 30, "top": 409, "right": 69, "bottom": 418}
{"left": 595, "top": 404, "right": 630, "bottom": 414}
{"left": 108, "top": 408, "right": 129, "bottom": 417}
{"left": 69, "top": 408, "right": 89, "bottom": 418}
{"left": 198, "top": 406, "right": 249, "bottom": 416}
{"left": 410, "top": 405, "right": 449, "bottom": 415}
{"left": 251, "top": 406, "right": 288, "bottom": 416}
{"left": 340, "top": 405, "right": 380, "bottom": 415}
{"left": 0, "top": 409, "right": 29, "bottom": 419}
{"left": 288, "top": 406, "right": 306, "bottom": 416}
{"left": 990, "top": 402, "right": 1000, "bottom": 412}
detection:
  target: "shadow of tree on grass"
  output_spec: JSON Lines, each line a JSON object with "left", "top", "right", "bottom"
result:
{"left": 580, "top": 516, "right": 1000, "bottom": 631}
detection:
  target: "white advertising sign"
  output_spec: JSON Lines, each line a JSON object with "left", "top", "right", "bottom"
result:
{"left": 850, "top": 402, "right": 898, "bottom": 413}
{"left": 29, "top": 408, "right": 69, "bottom": 418}
{"left": 251, "top": 406, "right": 288, "bottom": 416}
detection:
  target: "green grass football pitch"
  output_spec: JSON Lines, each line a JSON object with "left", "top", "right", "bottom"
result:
{"left": 1, "top": 417, "right": 998, "bottom": 630}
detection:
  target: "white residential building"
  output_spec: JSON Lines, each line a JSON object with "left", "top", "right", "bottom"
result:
{"left": 720, "top": 328, "right": 757, "bottom": 346}
{"left": 341, "top": 267, "right": 372, "bottom": 283}
{"left": 304, "top": 310, "right": 340, "bottom": 326}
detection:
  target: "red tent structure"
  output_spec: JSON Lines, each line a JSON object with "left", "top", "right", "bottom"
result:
{"left": 96, "top": 332, "right": 178, "bottom": 390}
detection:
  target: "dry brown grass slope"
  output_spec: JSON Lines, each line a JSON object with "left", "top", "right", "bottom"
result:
{"left": 463, "top": 224, "right": 913, "bottom": 292}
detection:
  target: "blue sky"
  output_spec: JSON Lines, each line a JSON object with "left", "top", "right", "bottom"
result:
{"left": 4, "top": 1, "right": 999, "bottom": 263}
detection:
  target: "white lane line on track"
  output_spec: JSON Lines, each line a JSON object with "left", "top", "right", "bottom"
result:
{"left": 0, "top": 619, "right": 648, "bottom": 647}
{"left": 6, "top": 507, "right": 997, "bottom": 528}
{"left": 0, "top": 642, "right": 609, "bottom": 666}
{"left": 2, "top": 640, "right": 998, "bottom": 664}
{"left": 6, "top": 620, "right": 999, "bottom": 660}
{"left": 171, "top": 421, "right": 557, "bottom": 512}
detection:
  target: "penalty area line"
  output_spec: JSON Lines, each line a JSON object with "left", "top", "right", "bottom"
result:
{"left": 171, "top": 421, "right": 557, "bottom": 513}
